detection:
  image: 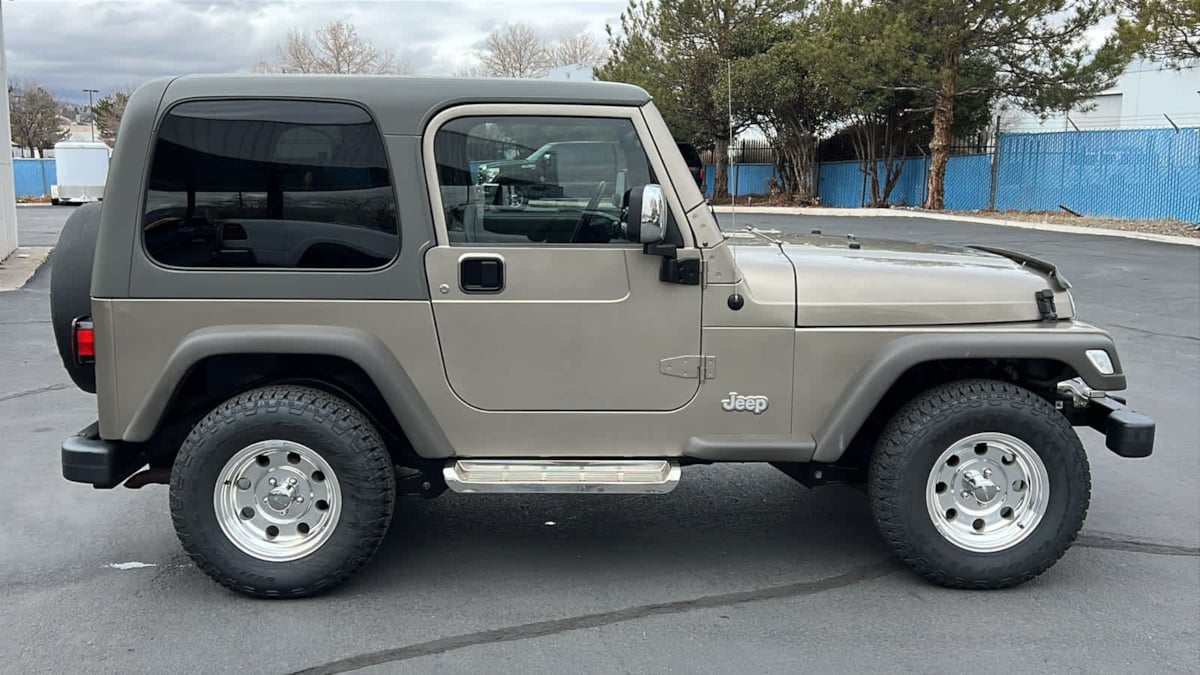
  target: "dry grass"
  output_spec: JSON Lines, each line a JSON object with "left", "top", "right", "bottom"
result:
{"left": 944, "top": 209, "right": 1200, "bottom": 239}
{"left": 706, "top": 193, "right": 815, "bottom": 207}
{"left": 706, "top": 192, "right": 1199, "bottom": 239}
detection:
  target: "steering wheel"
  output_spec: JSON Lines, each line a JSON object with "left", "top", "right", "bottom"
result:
{"left": 569, "top": 181, "right": 607, "bottom": 243}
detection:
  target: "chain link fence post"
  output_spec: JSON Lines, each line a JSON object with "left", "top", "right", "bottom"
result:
{"left": 988, "top": 115, "right": 1002, "bottom": 211}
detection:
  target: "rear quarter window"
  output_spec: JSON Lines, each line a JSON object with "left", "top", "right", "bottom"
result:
{"left": 143, "top": 99, "right": 399, "bottom": 270}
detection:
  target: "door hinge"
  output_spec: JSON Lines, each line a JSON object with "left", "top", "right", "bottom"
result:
{"left": 660, "top": 355, "right": 716, "bottom": 380}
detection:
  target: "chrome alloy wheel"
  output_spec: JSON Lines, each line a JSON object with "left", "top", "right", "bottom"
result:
{"left": 213, "top": 440, "right": 342, "bottom": 562}
{"left": 925, "top": 432, "right": 1050, "bottom": 553}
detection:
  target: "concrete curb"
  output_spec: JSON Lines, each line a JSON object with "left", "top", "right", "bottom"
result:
{"left": 710, "top": 206, "right": 1200, "bottom": 247}
{"left": 0, "top": 246, "right": 52, "bottom": 292}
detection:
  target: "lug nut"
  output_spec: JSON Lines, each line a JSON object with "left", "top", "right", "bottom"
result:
{"left": 287, "top": 477, "right": 297, "bottom": 487}
{"left": 295, "top": 496, "right": 304, "bottom": 503}
{"left": 268, "top": 477, "right": 277, "bottom": 487}
{"left": 983, "top": 469, "right": 992, "bottom": 478}
{"left": 962, "top": 491, "right": 970, "bottom": 498}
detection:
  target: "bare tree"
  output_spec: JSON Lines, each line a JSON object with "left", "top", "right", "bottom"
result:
{"left": 553, "top": 31, "right": 605, "bottom": 67}
{"left": 453, "top": 63, "right": 489, "bottom": 78}
{"left": 256, "top": 19, "right": 408, "bottom": 74}
{"left": 8, "top": 80, "right": 68, "bottom": 157}
{"left": 479, "top": 23, "right": 554, "bottom": 78}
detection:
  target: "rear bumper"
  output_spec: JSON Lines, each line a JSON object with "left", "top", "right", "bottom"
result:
{"left": 61, "top": 422, "right": 146, "bottom": 488}
{"left": 1058, "top": 380, "right": 1155, "bottom": 458}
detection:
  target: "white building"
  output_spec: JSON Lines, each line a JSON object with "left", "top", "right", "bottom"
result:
{"left": 544, "top": 64, "right": 594, "bottom": 81}
{"left": 1001, "top": 58, "right": 1200, "bottom": 132}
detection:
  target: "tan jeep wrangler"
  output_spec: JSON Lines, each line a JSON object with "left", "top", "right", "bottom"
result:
{"left": 51, "top": 75, "right": 1154, "bottom": 598}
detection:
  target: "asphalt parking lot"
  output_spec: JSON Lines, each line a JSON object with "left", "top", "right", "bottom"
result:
{"left": 2, "top": 206, "right": 1197, "bottom": 674}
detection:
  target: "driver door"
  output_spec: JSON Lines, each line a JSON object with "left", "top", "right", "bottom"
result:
{"left": 423, "top": 107, "right": 702, "bottom": 412}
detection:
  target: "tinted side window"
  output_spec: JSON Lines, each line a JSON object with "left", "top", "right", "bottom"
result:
{"left": 434, "top": 116, "right": 656, "bottom": 245}
{"left": 143, "top": 99, "right": 398, "bottom": 269}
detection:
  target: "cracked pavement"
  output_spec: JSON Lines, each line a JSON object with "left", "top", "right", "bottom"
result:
{"left": 1, "top": 206, "right": 1197, "bottom": 674}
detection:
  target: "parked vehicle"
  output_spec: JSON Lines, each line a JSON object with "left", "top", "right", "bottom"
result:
{"left": 50, "top": 141, "right": 109, "bottom": 205}
{"left": 475, "top": 140, "right": 625, "bottom": 201}
{"left": 52, "top": 74, "right": 1154, "bottom": 598}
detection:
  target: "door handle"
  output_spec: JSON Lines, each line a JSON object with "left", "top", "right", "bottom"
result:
{"left": 460, "top": 256, "right": 504, "bottom": 293}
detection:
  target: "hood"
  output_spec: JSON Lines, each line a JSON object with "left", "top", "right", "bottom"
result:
{"left": 731, "top": 234, "right": 1072, "bottom": 327}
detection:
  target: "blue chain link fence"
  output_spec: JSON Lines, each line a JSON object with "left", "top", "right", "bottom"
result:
{"left": 996, "top": 127, "right": 1200, "bottom": 221}
{"left": 16, "top": 128, "right": 1200, "bottom": 222}
{"left": 705, "top": 126, "right": 1200, "bottom": 222}
{"left": 12, "top": 158, "right": 57, "bottom": 198}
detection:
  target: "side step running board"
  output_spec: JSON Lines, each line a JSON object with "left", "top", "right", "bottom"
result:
{"left": 443, "top": 459, "right": 681, "bottom": 494}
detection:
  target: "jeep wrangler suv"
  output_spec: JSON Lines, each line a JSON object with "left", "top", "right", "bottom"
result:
{"left": 51, "top": 75, "right": 1155, "bottom": 598}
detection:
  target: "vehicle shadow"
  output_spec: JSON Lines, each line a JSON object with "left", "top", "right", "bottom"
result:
{"left": 347, "top": 464, "right": 893, "bottom": 594}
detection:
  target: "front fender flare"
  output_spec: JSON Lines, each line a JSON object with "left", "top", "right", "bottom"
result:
{"left": 812, "top": 329, "right": 1126, "bottom": 462}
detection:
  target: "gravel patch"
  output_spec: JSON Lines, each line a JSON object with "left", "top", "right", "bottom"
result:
{"left": 944, "top": 210, "right": 1200, "bottom": 239}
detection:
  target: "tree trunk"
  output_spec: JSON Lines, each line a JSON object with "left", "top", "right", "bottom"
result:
{"left": 864, "top": 141, "right": 883, "bottom": 208}
{"left": 792, "top": 135, "right": 817, "bottom": 201}
{"left": 924, "top": 47, "right": 960, "bottom": 210}
{"left": 879, "top": 158, "right": 904, "bottom": 204}
{"left": 712, "top": 139, "right": 729, "bottom": 199}
{"left": 779, "top": 133, "right": 817, "bottom": 202}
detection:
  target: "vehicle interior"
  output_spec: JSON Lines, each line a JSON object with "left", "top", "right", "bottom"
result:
{"left": 142, "top": 100, "right": 399, "bottom": 269}
{"left": 434, "top": 116, "right": 657, "bottom": 245}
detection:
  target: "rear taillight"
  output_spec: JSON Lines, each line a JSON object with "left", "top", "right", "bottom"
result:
{"left": 72, "top": 318, "right": 95, "bottom": 364}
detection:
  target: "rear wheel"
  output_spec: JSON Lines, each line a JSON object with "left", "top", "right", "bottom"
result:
{"left": 170, "top": 385, "right": 396, "bottom": 598}
{"left": 869, "top": 379, "right": 1090, "bottom": 589}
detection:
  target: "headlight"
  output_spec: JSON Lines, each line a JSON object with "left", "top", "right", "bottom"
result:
{"left": 1085, "top": 349, "right": 1115, "bottom": 375}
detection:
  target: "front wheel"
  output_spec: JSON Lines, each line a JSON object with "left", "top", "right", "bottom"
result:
{"left": 169, "top": 385, "right": 396, "bottom": 598}
{"left": 869, "top": 379, "right": 1090, "bottom": 589}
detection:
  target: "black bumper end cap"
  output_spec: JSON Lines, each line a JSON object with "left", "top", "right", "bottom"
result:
{"left": 1102, "top": 407, "right": 1155, "bottom": 458}
{"left": 61, "top": 422, "right": 147, "bottom": 489}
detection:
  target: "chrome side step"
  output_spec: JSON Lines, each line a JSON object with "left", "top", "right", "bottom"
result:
{"left": 443, "top": 459, "right": 681, "bottom": 494}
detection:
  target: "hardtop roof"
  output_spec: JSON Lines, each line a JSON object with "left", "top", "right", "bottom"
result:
{"left": 155, "top": 74, "right": 653, "bottom": 135}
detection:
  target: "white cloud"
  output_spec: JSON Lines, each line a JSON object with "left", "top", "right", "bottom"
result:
{"left": 2, "top": 0, "right": 622, "bottom": 102}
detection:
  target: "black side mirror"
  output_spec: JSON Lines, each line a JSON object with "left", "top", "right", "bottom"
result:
{"left": 622, "top": 184, "right": 666, "bottom": 244}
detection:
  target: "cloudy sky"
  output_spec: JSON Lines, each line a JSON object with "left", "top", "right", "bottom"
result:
{"left": 3, "top": 0, "right": 625, "bottom": 103}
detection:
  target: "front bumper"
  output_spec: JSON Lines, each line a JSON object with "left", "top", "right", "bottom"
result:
{"left": 1057, "top": 379, "right": 1155, "bottom": 458}
{"left": 61, "top": 421, "right": 147, "bottom": 488}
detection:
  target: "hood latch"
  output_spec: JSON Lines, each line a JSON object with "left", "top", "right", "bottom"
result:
{"left": 1036, "top": 289, "right": 1058, "bottom": 321}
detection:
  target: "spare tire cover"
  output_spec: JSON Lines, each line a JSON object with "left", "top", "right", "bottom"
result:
{"left": 50, "top": 202, "right": 103, "bottom": 394}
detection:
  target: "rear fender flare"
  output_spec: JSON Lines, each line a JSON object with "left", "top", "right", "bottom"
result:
{"left": 122, "top": 325, "right": 455, "bottom": 459}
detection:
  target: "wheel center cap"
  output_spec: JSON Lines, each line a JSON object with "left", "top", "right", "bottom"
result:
{"left": 266, "top": 484, "right": 296, "bottom": 513}
{"left": 962, "top": 470, "right": 1001, "bottom": 505}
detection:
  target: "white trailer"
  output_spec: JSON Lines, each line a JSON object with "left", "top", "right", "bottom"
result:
{"left": 51, "top": 141, "right": 110, "bottom": 205}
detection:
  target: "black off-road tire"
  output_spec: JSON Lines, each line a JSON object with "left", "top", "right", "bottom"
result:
{"left": 868, "top": 378, "right": 1090, "bottom": 589}
{"left": 169, "top": 385, "right": 396, "bottom": 598}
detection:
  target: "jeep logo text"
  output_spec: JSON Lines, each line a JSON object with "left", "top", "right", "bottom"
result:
{"left": 721, "top": 392, "right": 769, "bottom": 414}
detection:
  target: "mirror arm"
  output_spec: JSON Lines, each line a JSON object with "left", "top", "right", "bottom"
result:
{"left": 643, "top": 241, "right": 678, "bottom": 259}
{"left": 647, "top": 241, "right": 699, "bottom": 286}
